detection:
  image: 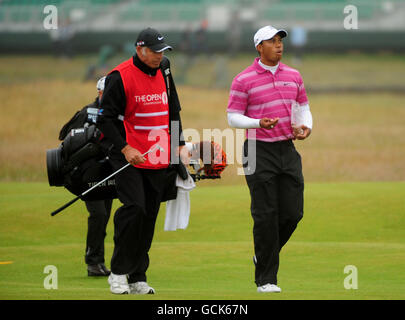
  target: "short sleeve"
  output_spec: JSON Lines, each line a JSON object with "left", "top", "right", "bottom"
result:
{"left": 296, "top": 73, "right": 308, "bottom": 106}
{"left": 227, "top": 78, "right": 248, "bottom": 114}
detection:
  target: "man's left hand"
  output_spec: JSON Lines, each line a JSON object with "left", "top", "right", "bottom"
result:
{"left": 293, "top": 125, "right": 311, "bottom": 140}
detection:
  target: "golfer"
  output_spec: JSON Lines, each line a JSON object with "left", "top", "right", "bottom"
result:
{"left": 97, "top": 27, "right": 186, "bottom": 294}
{"left": 227, "top": 26, "right": 313, "bottom": 293}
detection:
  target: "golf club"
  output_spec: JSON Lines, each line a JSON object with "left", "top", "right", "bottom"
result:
{"left": 50, "top": 144, "right": 165, "bottom": 216}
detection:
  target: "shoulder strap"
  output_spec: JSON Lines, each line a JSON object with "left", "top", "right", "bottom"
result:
{"left": 160, "top": 57, "right": 171, "bottom": 98}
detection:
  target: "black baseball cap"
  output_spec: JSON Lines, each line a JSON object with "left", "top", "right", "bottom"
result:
{"left": 135, "top": 27, "right": 172, "bottom": 52}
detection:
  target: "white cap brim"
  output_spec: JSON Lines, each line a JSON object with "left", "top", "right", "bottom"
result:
{"left": 154, "top": 45, "right": 173, "bottom": 53}
{"left": 254, "top": 26, "right": 288, "bottom": 47}
{"left": 96, "top": 76, "right": 106, "bottom": 91}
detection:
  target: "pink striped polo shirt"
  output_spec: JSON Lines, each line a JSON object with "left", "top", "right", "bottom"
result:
{"left": 227, "top": 57, "right": 308, "bottom": 142}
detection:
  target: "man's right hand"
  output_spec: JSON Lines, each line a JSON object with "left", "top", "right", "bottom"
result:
{"left": 259, "top": 117, "right": 279, "bottom": 130}
{"left": 121, "top": 144, "right": 146, "bottom": 166}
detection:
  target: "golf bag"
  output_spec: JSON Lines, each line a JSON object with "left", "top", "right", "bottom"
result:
{"left": 46, "top": 124, "right": 117, "bottom": 201}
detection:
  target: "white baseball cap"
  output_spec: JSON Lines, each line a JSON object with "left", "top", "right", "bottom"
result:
{"left": 96, "top": 76, "right": 106, "bottom": 91}
{"left": 254, "top": 25, "right": 288, "bottom": 47}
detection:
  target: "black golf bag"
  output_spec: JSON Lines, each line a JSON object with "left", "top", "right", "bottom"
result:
{"left": 46, "top": 124, "right": 118, "bottom": 201}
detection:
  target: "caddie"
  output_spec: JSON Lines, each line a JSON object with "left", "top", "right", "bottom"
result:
{"left": 97, "top": 27, "right": 188, "bottom": 295}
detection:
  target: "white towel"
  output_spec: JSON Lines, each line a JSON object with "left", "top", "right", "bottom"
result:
{"left": 164, "top": 172, "right": 196, "bottom": 231}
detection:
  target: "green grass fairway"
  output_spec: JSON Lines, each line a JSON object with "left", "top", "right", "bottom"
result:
{"left": 0, "top": 182, "right": 404, "bottom": 300}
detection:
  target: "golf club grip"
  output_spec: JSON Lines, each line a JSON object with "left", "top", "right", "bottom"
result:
{"left": 51, "top": 196, "right": 80, "bottom": 216}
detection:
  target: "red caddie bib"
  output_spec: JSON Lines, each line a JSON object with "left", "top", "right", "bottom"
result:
{"left": 112, "top": 58, "right": 170, "bottom": 169}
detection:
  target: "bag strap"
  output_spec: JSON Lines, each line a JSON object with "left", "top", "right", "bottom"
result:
{"left": 160, "top": 57, "right": 171, "bottom": 99}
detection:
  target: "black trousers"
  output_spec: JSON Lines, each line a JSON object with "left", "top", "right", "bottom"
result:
{"left": 84, "top": 199, "right": 112, "bottom": 265}
{"left": 244, "top": 139, "right": 304, "bottom": 286}
{"left": 109, "top": 157, "right": 166, "bottom": 283}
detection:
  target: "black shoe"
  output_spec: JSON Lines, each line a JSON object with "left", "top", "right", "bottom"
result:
{"left": 87, "top": 263, "right": 111, "bottom": 277}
